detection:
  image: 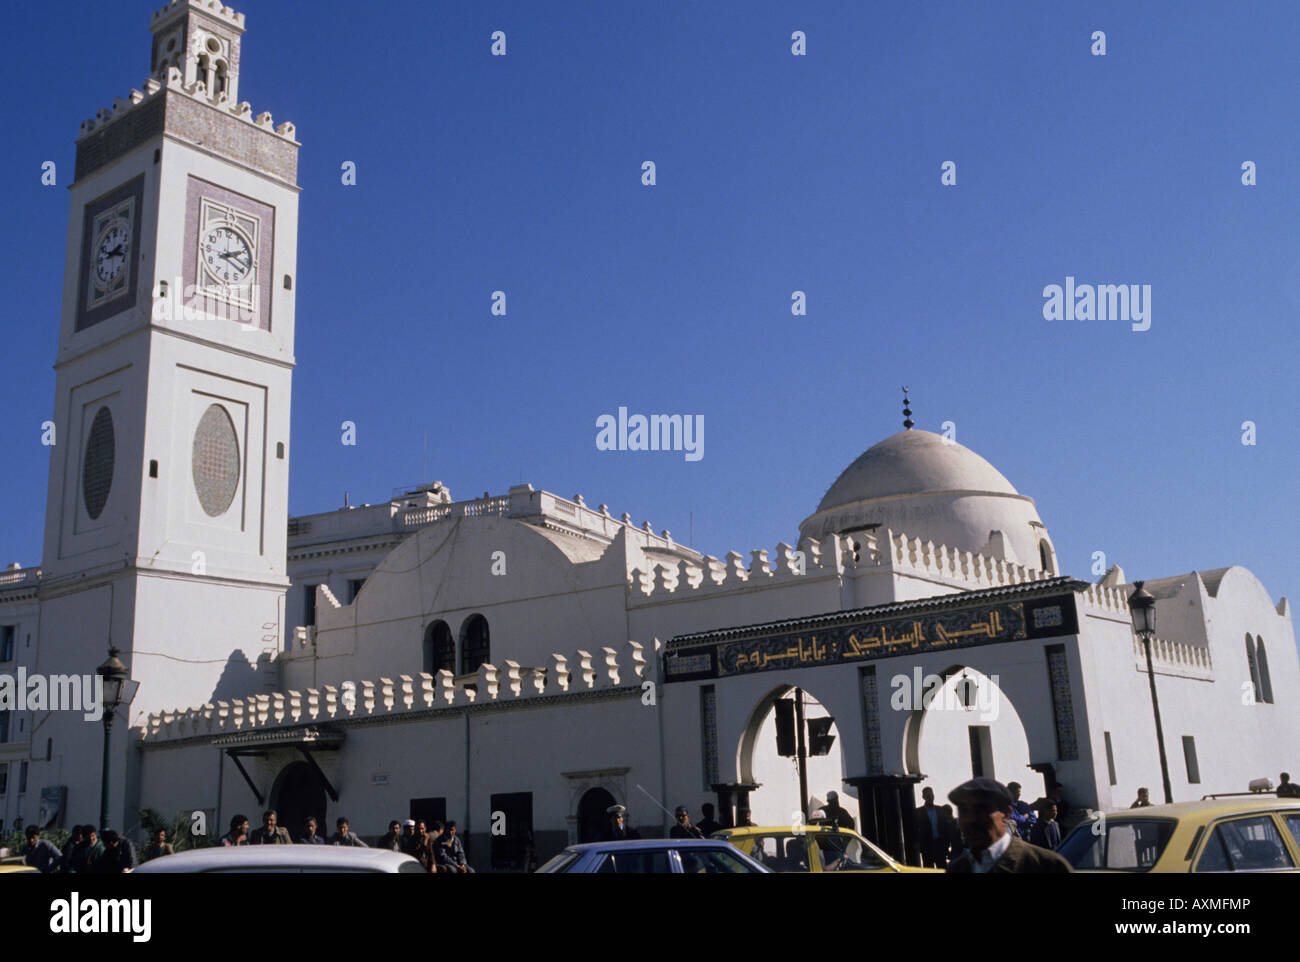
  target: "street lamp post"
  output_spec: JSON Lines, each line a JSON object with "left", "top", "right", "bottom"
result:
{"left": 1128, "top": 581, "right": 1174, "bottom": 805}
{"left": 96, "top": 647, "right": 132, "bottom": 831}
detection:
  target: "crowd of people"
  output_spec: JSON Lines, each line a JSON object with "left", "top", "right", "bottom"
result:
{"left": 216, "top": 810, "right": 475, "bottom": 872}
{"left": 17, "top": 809, "right": 475, "bottom": 873}
{"left": 19, "top": 770, "right": 1299, "bottom": 874}
{"left": 18, "top": 823, "right": 153, "bottom": 874}
{"left": 915, "top": 779, "right": 1076, "bottom": 871}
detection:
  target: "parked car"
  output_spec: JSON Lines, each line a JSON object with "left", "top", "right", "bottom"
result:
{"left": 536, "top": 837, "right": 771, "bottom": 873}
{"left": 1057, "top": 797, "right": 1300, "bottom": 873}
{"left": 131, "top": 845, "right": 424, "bottom": 873}
{"left": 711, "top": 824, "right": 938, "bottom": 873}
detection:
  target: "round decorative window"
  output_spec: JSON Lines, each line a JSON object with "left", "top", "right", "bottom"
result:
{"left": 82, "top": 406, "right": 115, "bottom": 520}
{"left": 191, "top": 404, "right": 241, "bottom": 517}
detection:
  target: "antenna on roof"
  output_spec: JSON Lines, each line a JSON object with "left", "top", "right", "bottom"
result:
{"left": 902, "top": 386, "right": 914, "bottom": 430}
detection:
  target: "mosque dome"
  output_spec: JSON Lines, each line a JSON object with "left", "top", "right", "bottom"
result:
{"left": 799, "top": 428, "right": 1056, "bottom": 571}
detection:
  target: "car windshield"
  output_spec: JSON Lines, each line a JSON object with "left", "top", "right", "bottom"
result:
{"left": 678, "top": 848, "right": 756, "bottom": 873}
{"left": 813, "top": 832, "right": 889, "bottom": 871}
{"left": 1058, "top": 818, "right": 1176, "bottom": 871}
{"left": 745, "top": 834, "right": 813, "bottom": 872}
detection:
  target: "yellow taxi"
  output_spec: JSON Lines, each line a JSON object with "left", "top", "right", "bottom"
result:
{"left": 1057, "top": 796, "right": 1300, "bottom": 873}
{"left": 711, "top": 824, "right": 938, "bottom": 873}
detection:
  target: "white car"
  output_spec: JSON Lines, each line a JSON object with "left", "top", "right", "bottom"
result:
{"left": 536, "top": 838, "right": 772, "bottom": 873}
{"left": 132, "top": 845, "right": 424, "bottom": 873}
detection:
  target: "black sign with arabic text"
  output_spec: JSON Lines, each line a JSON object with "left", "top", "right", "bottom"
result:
{"left": 663, "top": 594, "right": 1078, "bottom": 681}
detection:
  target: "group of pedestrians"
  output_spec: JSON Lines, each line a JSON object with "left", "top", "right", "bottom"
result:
{"left": 217, "top": 809, "right": 470, "bottom": 870}
{"left": 915, "top": 778, "right": 1074, "bottom": 872}
{"left": 375, "top": 818, "right": 474, "bottom": 872}
{"left": 20, "top": 823, "right": 159, "bottom": 874}
{"left": 218, "top": 810, "right": 366, "bottom": 847}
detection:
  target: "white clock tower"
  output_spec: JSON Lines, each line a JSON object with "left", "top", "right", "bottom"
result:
{"left": 32, "top": 0, "right": 299, "bottom": 829}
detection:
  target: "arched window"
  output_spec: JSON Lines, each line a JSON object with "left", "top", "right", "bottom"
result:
{"left": 1038, "top": 540, "right": 1055, "bottom": 574}
{"left": 1245, "top": 634, "right": 1261, "bottom": 703}
{"left": 423, "top": 621, "right": 454, "bottom": 675}
{"left": 214, "top": 60, "right": 228, "bottom": 97}
{"left": 1256, "top": 636, "right": 1274, "bottom": 704}
{"left": 197, "top": 53, "right": 210, "bottom": 88}
{"left": 461, "top": 614, "right": 490, "bottom": 675}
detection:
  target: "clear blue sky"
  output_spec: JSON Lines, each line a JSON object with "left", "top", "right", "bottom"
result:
{"left": 2, "top": 1, "right": 1297, "bottom": 632}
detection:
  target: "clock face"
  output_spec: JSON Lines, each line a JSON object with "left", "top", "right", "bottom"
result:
{"left": 201, "top": 225, "right": 253, "bottom": 285}
{"left": 93, "top": 221, "right": 131, "bottom": 290}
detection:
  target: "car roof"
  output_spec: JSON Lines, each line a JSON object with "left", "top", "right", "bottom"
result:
{"left": 715, "top": 825, "right": 851, "bottom": 837}
{"left": 132, "top": 845, "right": 419, "bottom": 872}
{"left": 564, "top": 838, "right": 741, "bottom": 852}
{"left": 1098, "top": 797, "right": 1300, "bottom": 820}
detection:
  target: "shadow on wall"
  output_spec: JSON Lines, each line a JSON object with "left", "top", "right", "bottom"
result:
{"left": 209, "top": 650, "right": 276, "bottom": 702}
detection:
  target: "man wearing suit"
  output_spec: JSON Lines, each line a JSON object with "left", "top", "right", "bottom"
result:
{"left": 945, "top": 778, "right": 1072, "bottom": 874}
{"left": 1029, "top": 800, "right": 1062, "bottom": 850}
{"left": 914, "top": 786, "right": 959, "bottom": 868}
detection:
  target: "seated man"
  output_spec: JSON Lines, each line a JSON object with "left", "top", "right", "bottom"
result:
{"left": 436, "top": 820, "right": 474, "bottom": 873}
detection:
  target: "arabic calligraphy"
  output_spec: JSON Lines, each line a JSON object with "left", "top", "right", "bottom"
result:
{"left": 735, "top": 635, "right": 828, "bottom": 671}
{"left": 716, "top": 602, "right": 1030, "bottom": 677}
{"left": 933, "top": 609, "right": 1005, "bottom": 647}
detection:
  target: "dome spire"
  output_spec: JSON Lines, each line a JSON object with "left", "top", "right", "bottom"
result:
{"left": 902, "top": 386, "right": 914, "bottom": 430}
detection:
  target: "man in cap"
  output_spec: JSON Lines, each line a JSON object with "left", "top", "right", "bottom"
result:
{"left": 821, "top": 790, "right": 855, "bottom": 831}
{"left": 945, "top": 777, "right": 1071, "bottom": 873}
{"left": 669, "top": 806, "right": 705, "bottom": 839}
{"left": 400, "top": 819, "right": 418, "bottom": 855}
{"left": 597, "top": 804, "right": 641, "bottom": 841}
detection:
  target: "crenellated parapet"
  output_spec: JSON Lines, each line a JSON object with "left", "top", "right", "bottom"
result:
{"left": 151, "top": 0, "right": 244, "bottom": 29}
{"left": 628, "top": 526, "right": 1055, "bottom": 602}
{"left": 77, "top": 68, "right": 297, "bottom": 143}
{"left": 628, "top": 535, "right": 838, "bottom": 601}
{"left": 138, "top": 638, "right": 660, "bottom": 745}
{"left": 883, "top": 529, "right": 1050, "bottom": 589}
{"left": 1079, "top": 581, "right": 1133, "bottom": 616}
{"left": 1132, "top": 635, "right": 1214, "bottom": 681}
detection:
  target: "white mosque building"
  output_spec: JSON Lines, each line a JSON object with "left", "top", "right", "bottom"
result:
{"left": 1, "top": 0, "right": 1297, "bottom": 868}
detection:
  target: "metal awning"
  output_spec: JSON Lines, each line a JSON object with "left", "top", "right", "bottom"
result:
{"left": 215, "top": 726, "right": 345, "bottom": 807}
{"left": 211, "top": 725, "right": 344, "bottom": 750}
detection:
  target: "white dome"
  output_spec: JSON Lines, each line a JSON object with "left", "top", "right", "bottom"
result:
{"left": 800, "top": 430, "right": 1055, "bottom": 570}
{"left": 813, "top": 430, "right": 1018, "bottom": 509}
